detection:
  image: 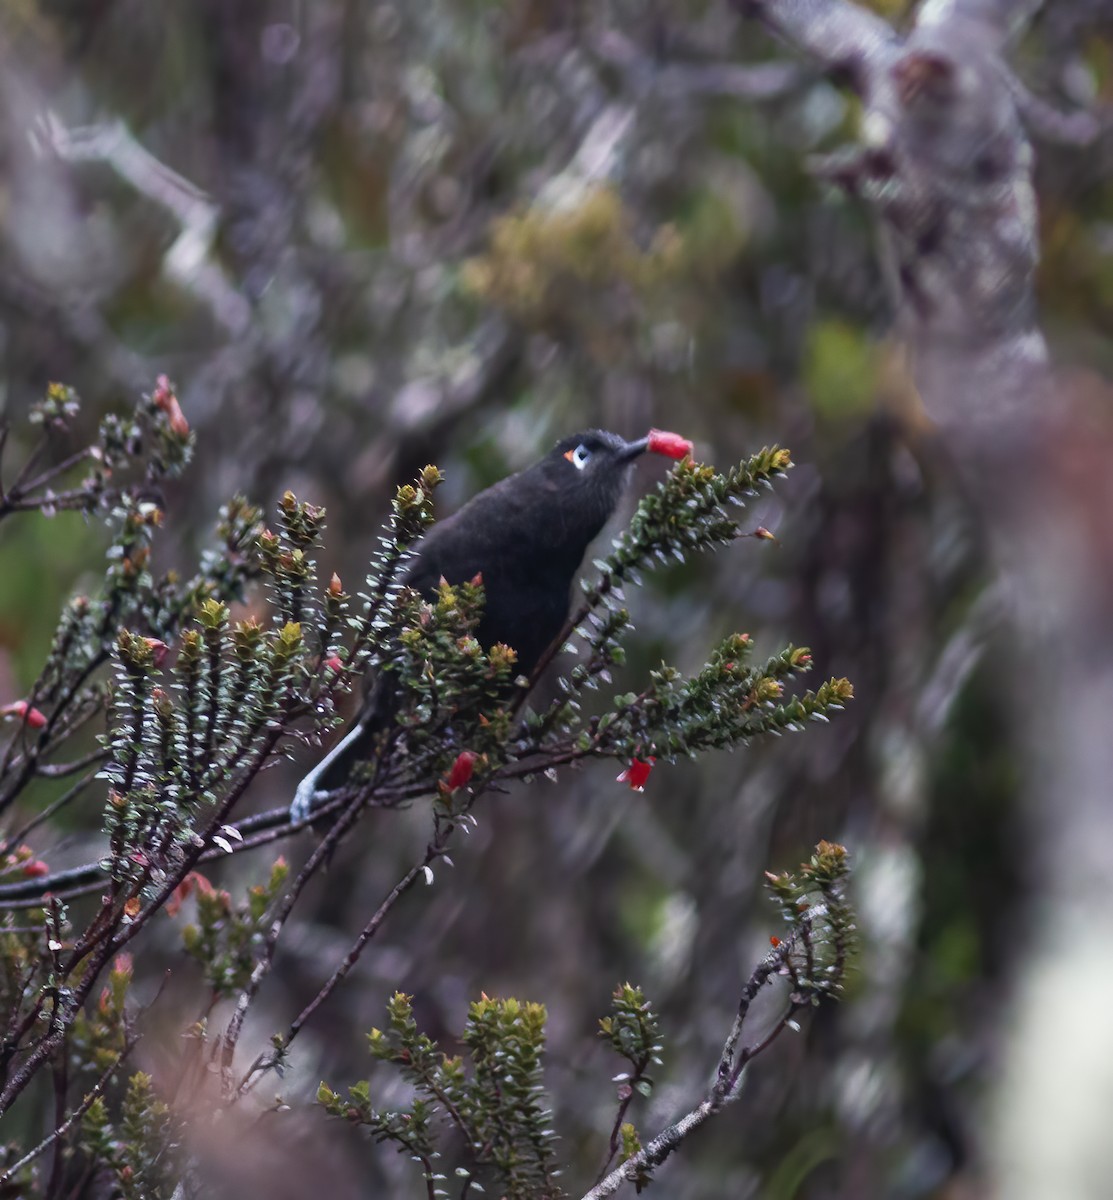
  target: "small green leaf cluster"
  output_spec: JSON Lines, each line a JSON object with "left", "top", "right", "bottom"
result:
{"left": 177, "top": 857, "right": 289, "bottom": 996}
{"left": 80, "top": 1072, "right": 182, "bottom": 1200}
{"left": 29, "top": 381, "right": 81, "bottom": 427}
{"left": 10, "top": 377, "right": 191, "bottom": 522}
{"left": 383, "top": 578, "right": 521, "bottom": 788}
{"left": 320, "top": 990, "right": 560, "bottom": 1199}
{"left": 354, "top": 464, "right": 444, "bottom": 645}
{"left": 584, "top": 448, "right": 794, "bottom": 605}
{"left": 587, "top": 642, "right": 852, "bottom": 767}
{"left": 99, "top": 596, "right": 302, "bottom": 884}
{"left": 599, "top": 983, "right": 663, "bottom": 1101}
{"left": 596, "top": 984, "right": 662, "bottom": 1191}
{"left": 297, "top": 465, "right": 444, "bottom": 748}
{"left": 618, "top": 1123, "right": 649, "bottom": 1189}
{"left": 765, "top": 840, "right": 855, "bottom": 1004}
{"left": 71, "top": 952, "right": 134, "bottom": 1074}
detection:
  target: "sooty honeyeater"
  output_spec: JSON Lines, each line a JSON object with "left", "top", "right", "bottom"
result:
{"left": 290, "top": 427, "right": 692, "bottom": 821}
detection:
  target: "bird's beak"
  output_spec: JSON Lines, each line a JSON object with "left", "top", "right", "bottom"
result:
{"left": 618, "top": 436, "right": 650, "bottom": 462}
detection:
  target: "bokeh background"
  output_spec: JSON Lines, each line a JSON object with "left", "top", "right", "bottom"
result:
{"left": 1, "top": 2, "right": 1111, "bottom": 1196}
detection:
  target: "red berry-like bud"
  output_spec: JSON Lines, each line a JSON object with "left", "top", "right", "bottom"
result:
{"left": 22, "top": 859, "right": 50, "bottom": 878}
{"left": 616, "top": 757, "right": 656, "bottom": 792}
{"left": 0, "top": 700, "right": 47, "bottom": 729}
{"left": 646, "top": 429, "right": 694, "bottom": 460}
{"left": 323, "top": 654, "right": 344, "bottom": 673}
{"left": 445, "top": 750, "right": 478, "bottom": 791}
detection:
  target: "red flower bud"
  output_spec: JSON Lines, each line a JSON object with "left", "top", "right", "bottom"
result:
{"left": 647, "top": 429, "right": 694, "bottom": 461}
{"left": 445, "top": 750, "right": 478, "bottom": 791}
{"left": 324, "top": 654, "right": 344, "bottom": 674}
{"left": 22, "top": 859, "right": 50, "bottom": 878}
{"left": 144, "top": 638, "right": 170, "bottom": 668}
{"left": 1, "top": 700, "right": 47, "bottom": 729}
{"left": 616, "top": 757, "right": 656, "bottom": 792}
{"left": 770, "top": 935, "right": 781, "bottom": 948}
{"left": 152, "top": 374, "right": 190, "bottom": 438}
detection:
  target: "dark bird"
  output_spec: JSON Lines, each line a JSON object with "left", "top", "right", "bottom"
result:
{"left": 290, "top": 428, "right": 691, "bottom": 820}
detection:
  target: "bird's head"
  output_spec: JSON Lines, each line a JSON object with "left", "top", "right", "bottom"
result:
{"left": 538, "top": 428, "right": 692, "bottom": 545}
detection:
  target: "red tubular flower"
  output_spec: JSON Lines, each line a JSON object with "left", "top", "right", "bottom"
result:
{"left": 0, "top": 700, "right": 47, "bottom": 729}
{"left": 445, "top": 750, "right": 478, "bottom": 791}
{"left": 647, "top": 429, "right": 694, "bottom": 460}
{"left": 616, "top": 757, "right": 656, "bottom": 792}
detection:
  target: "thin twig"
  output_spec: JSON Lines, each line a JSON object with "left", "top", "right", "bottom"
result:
{"left": 234, "top": 788, "right": 474, "bottom": 1101}
{"left": 593, "top": 1051, "right": 651, "bottom": 1186}
{"left": 0, "top": 767, "right": 101, "bottom": 860}
{"left": 288, "top": 830, "right": 446, "bottom": 1044}
{"left": 218, "top": 792, "right": 370, "bottom": 1088}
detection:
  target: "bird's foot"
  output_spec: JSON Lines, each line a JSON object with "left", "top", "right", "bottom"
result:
{"left": 289, "top": 779, "right": 321, "bottom": 826}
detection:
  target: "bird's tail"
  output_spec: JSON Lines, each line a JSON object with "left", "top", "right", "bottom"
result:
{"left": 289, "top": 722, "right": 371, "bottom": 823}
{"left": 289, "top": 676, "right": 396, "bottom": 823}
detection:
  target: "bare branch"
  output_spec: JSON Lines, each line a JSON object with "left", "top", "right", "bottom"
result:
{"left": 735, "top": 0, "right": 898, "bottom": 91}
{"left": 38, "top": 115, "right": 250, "bottom": 335}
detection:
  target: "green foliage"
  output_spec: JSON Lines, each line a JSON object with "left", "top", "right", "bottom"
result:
{"left": 461, "top": 187, "right": 689, "bottom": 333}
{"left": 320, "top": 845, "right": 857, "bottom": 1200}
{"left": 71, "top": 952, "right": 134, "bottom": 1074}
{"left": 382, "top": 576, "right": 521, "bottom": 786}
{"left": 764, "top": 840, "right": 855, "bottom": 1006}
{"left": 321, "top": 990, "right": 559, "bottom": 1198}
{"left": 599, "top": 983, "right": 663, "bottom": 1102}
{"left": 0, "top": 383, "right": 854, "bottom": 1198}
{"left": 3, "top": 377, "right": 192, "bottom": 524}
{"left": 80, "top": 1071, "right": 182, "bottom": 1200}
{"left": 177, "top": 857, "right": 289, "bottom": 996}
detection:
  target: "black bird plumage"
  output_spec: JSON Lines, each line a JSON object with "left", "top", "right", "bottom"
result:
{"left": 291, "top": 429, "right": 660, "bottom": 820}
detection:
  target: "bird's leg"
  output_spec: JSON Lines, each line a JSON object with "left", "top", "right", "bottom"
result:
{"left": 289, "top": 721, "right": 370, "bottom": 824}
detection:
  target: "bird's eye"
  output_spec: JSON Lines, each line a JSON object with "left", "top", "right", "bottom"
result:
{"left": 564, "top": 444, "right": 592, "bottom": 471}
